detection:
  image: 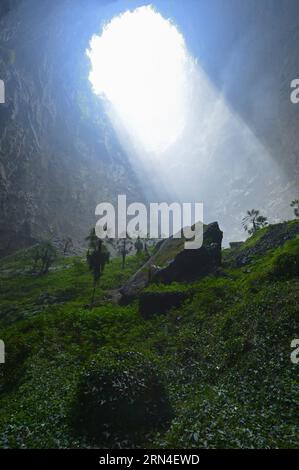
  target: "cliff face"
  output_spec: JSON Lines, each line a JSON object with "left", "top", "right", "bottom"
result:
{"left": 0, "top": 0, "right": 143, "bottom": 256}
{"left": 0, "top": 0, "right": 298, "bottom": 255}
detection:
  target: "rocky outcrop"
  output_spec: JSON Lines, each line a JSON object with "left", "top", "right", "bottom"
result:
{"left": 230, "top": 220, "right": 299, "bottom": 267}
{"left": 119, "top": 222, "right": 223, "bottom": 304}
{"left": 153, "top": 222, "right": 223, "bottom": 284}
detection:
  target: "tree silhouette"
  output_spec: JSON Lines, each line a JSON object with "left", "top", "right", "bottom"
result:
{"left": 86, "top": 228, "right": 110, "bottom": 305}
{"left": 134, "top": 235, "right": 143, "bottom": 255}
{"left": 290, "top": 200, "right": 299, "bottom": 218}
{"left": 242, "top": 209, "right": 268, "bottom": 235}
{"left": 119, "top": 238, "right": 128, "bottom": 268}
{"left": 62, "top": 236, "right": 73, "bottom": 255}
{"left": 31, "top": 241, "right": 57, "bottom": 275}
{"left": 117, "top": 233, "right": 133, "bottom": 268}
{"left": 85, "top": 227, "right": 101, "bottom": 251}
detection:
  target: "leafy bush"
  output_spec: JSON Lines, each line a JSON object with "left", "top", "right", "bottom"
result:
{"left": 31, "top": 241, "right": 57, "bottom": 275}
{"left": 70, "top": 349, "right": 172, "bottom": 444}
{"left": 271, "top": 239, "right": 299, "bottom": 279}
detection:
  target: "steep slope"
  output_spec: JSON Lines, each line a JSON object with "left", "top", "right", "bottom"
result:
{"left": 0, "top": 220, "right": 298, "bottom": 448}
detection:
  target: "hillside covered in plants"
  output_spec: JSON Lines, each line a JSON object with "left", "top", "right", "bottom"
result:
{"left": 0, "top": 218, "right": 298, "bottom": 449}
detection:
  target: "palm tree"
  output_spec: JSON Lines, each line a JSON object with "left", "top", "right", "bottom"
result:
{"left": 242, "top": 209, "right": 268, "bottom": 235}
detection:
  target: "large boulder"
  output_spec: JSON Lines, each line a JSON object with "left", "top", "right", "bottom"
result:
{"left": 119, "top": 222, "right": 223, "bottom": 304}
{"left": 153, "top": 222, "right": 223, "bottom": 284}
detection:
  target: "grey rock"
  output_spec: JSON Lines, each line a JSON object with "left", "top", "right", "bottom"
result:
{"left": 153, "top": 222, "right": 223, "bottom": 284}
{"left": 120, "top": 222, "right": 223, "bottom": 304}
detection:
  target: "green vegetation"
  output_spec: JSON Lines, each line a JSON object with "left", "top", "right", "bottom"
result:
{"left": 31, "top": 240, "right": 57, "bottom": 275}
{"left": 71, "top": 349, "right": 172, "bottom": 446}
{"left": 85, "top": 228, "right": 110, "bottom": 305}
{"left": 0, "top": 220, "right": 298, "bottom": 448}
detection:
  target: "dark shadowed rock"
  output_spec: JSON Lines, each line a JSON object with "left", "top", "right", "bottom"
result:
{"left": 139, "top": 291, "right": 189, "bottom": 319}
{"left": 119, "top": 222, "right": 223, "bottom": 304}
{"left": 153, "top": 222, "right": 223, "bottom": 284}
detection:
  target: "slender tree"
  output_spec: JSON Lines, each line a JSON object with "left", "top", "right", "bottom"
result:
{"left": 62, "top": 236, "right": 73, "bottom": 255}
{"left": 120, "top": 238, "right": 128, "bottom": 268}
{"left": 242, "top": 209, "right": 268, "bottom": 235}
{"left": 117, "top": 233, "right": 133, "bottom": 268}
{"left": 86, "top": 228, "right": 110, "bottom": 305}
{"left": 134, "top": 235, "right": 143, "bottom": 255}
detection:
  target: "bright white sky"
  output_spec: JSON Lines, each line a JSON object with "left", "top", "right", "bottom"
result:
{"left": 87, "top": 5, "right": 189, "bottom": 153}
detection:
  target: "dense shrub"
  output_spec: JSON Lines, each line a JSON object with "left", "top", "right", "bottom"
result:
{"left": 271, "top": 240, "right": 299, "bottom": 279}
{"left": 70, "top": 349, "right": 172, "bottom": 443}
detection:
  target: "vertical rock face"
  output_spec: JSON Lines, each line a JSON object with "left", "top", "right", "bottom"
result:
{"left": 0, "top": 0, "right": 144, "bottom": 256}
{"left": 0, "top": 0, "right": 298, "bottom": 256}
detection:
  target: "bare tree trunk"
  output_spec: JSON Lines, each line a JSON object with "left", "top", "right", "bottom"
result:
{"left": 91, "top": 283, "right": 96, "bottom": 307}
{"left": 253, "top": 219, "right": 257, "bottom": 233}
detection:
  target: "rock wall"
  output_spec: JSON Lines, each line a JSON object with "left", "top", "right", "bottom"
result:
{"left": 0, "top": 0, "right": 144, "bottom": 256}
{"left": 0, "top": 0, "right": 298, "bottom": 256}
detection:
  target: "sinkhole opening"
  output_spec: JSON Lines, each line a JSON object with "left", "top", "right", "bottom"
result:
{"left": 87, "top": 5, "right": 192, "bottom": 154}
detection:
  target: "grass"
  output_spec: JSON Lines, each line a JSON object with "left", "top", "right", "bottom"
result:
{"left": 0, "top": 224, "right": 298, "bottom": 448}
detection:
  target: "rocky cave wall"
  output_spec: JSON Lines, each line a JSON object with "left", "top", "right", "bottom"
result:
{"left": 0, "top": 0, "right": 144, "bottom": 256}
